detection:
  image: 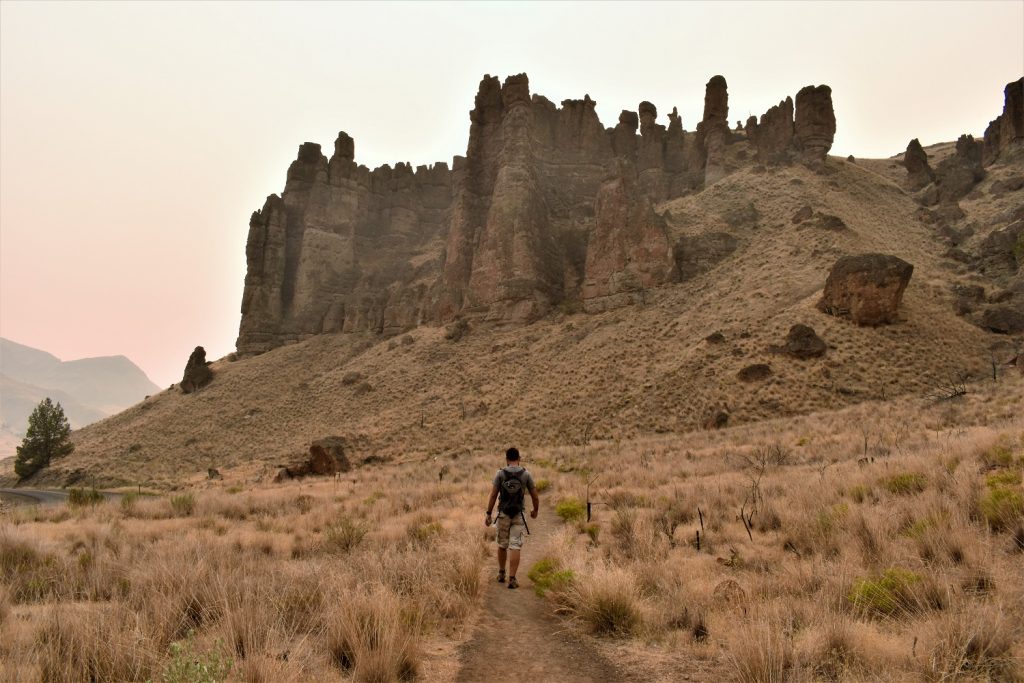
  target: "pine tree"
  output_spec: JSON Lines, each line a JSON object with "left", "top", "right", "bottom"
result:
{"left": 14, "top": 398, "right": 74, "bottom": 479}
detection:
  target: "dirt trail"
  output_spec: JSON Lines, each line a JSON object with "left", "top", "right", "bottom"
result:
{"left": 455, "top": 514, "right": 635, "bottom": 683}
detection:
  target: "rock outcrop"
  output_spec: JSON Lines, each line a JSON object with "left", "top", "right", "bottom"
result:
{"left": 274, "top": 436, "right": 351, "bottom": 482}
{"left": 698, "top": 76, "right": 730, "bottom": 185}
{"left": 794, "top": 86, "right": 836, "bottom": 170}
{"left": 934, "top": 134, "right": 985, "bottom": 204}
{"left": 237, "top": 73, "right": 849, "bottom": 356}
{"left": 983, "top": 78, "right": 1024, "bottom": 165}
{"left": 581, "top": 165, "right": 672, "bottom": 311}
{"left": 903, "top": 139, "right": 935, "bottom": 190}
{"left": 749, "top": 97, "right": 794, "bottom": 164}
{"left": 818, "top": 254, "right": 914, "bottom": 325}
{"left": 180, "top": 346, "right": 213, "bottom": 394}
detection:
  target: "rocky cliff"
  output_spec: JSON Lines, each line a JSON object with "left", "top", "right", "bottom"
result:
{"left": 237, "top": 73, "right": 839, "bottom": 355}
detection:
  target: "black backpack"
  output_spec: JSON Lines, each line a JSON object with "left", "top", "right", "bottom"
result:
{"left": 498, "top": 468, "right": 526, "bottom": 517}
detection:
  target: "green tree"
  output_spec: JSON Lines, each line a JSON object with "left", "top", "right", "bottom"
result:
{"left": 14, "top": 398, "right": 74, "bottom": 479}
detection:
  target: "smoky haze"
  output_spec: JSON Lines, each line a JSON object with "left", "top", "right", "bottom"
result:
{"left": 1, "top": 1, "right": 1021, "bottom": 385}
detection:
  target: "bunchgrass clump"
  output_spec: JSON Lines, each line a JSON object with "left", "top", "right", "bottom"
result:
{"left": 527, "top": 557, "right": 576, "bottom": 597}
{"left": 884, "top": 473, "right": 927, "bottom": 495}
{"left": 555, "top": 497, "right": 586, "bottom": 523}
{"left": 848, "top": 567, "right": 943, "bottom": 617}
{"left": 67, "top": 488, "right": 104, "bottom": 507}
{"left": 979, "top": 487, "right": 1024, "bottom": 532}
{"left": 568, "top": 568, "right": 641, "bottom": 636}
{"left": 321, "top": 516, "right": 368, "bottom": 553}
{"left": 169, "top": 494, "right": 196, "bottom": 517}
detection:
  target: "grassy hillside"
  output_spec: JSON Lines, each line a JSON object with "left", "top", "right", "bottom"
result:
{"left": 31, "top": 150, "right": 1022, "bottom": 489}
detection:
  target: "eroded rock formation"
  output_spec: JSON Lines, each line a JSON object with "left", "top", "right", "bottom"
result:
{"left": 794, "top": 85, "right": 836, "bottom": 169}
{"left": 903, "top": 138, "right": 935, "bottom": 190}
{"left": 983, "top": 78, "right": 1024, "bottom": 165}
{"left": 237, "top": 73, "right": 848, "bottom": 355}
{"left": 698, "top": 75, "right": 730, "bottom": 185}
{"left": 818, "top": 254, "right": 914, "bottom": 326}
{"left": 180, "top": 346, "right": 213, "bottom": 394}
{"left": 934, "top": 134, "right": 985, "bottom": 204}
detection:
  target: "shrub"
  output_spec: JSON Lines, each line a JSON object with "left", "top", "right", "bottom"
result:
{"left": 925, "top": 606, "right": 1020, "bottom": 681}
{"left": 568, "top": 568, "right": 641, "bottom": 636}
{"left": 848, "top": 484, "right": 871, "bottom": 504}
{"left": 68, "top": 488, "right": 104, "bottom": 507}
{"left": 728, "top": 621, "right": 794, "bottom": 683}
{"left": 324, "top": 586, "right": 420, "bottom": 682}
{"left": 980, "top": 443, "right": 1015, "bottom": 469}
{"left": 986, "top": 470, "right": 1022, "bottom": 488}
{"left": 848, "top": 567, "right": 943, "bottom": 617}
{"left": 527, "top": 557, "right": 576, "bottom": 597}
{"left": 534, "top": 478, "right": 551, "bottom": 493}
{"left": 160, "top": 633, "right": 234, "bottom": 683}
{"left": 884, "top": 473, "right": 927, "bottom": 495}
{"left": 36, "top": 604, "right": 158, "bottom": 682}
{"left": 979, "top": 487, "right": 1024, "bottom": 531}
{"left": 120, "top": 492, "right": 139, "bottom": 513}
{"left": 406, "top": 519, "right": 444, "bottom": 545}
{"left": 170, "top": 494, "right": 196, "bottom": 517}
{"left": 555, "top": 497, "right": 586, "bottom": 523}
{"left": 321, "top": 517, "right": 368, "bottom": 553}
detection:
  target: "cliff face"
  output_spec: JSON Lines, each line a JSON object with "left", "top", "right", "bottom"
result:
{"left": 237, "top": 73, "right": 837, "bottom": 355}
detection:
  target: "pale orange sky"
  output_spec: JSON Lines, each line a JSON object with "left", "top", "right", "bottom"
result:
{"left": 1, "top": 1, "right": 1022, "bottom": 386}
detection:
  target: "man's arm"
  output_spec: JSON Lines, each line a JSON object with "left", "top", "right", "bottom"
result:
{"left": 529, "top": 486, "right": 540, "bottom": 519}
{"left": 485, "top": 484, "right": 499, "bottom": 525}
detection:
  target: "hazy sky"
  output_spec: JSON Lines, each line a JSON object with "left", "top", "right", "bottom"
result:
{"left": 1, "top": 1, "right": 1022, "bottom": 386}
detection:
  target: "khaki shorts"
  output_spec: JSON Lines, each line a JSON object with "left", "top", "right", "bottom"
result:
{"left": 495, "top": 513, "right": 526, "bottom": 550}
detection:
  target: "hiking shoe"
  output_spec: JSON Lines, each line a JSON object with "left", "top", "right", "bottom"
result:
{"left": 508, "top": 577, "right": 519, "bottom": 590}
{"left": 497, "top": 570, "right": 506, "bottom": 583}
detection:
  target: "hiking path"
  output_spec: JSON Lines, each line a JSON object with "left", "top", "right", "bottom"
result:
{"left": 454, "top": 513, "right": 637, "bottom": 683}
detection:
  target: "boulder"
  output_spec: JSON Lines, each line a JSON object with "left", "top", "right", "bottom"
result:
{"left": 274, "top": 436, "right": 351, "bottom": 482}
{"left": 737, "top": 364, "right": 772, "bottom": 382}
{"left": 818, "top": 254, "right": 914, "bottom": 325}
{"left": 981, "top": 305, "right": 1024, "bottom": 334}
{"left": 180, "top": 346, "right": 213, "bottom": 394}
{"left": 791, "top": 205, "right": 813, "bottom": 224}
{"left": 777, "top": 324, "right": 826, "bottom": 359}
{"left": 703, "top": 409, "right": 730, "bottom": 430}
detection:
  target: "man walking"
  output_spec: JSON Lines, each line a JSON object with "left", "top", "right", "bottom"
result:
{"left": 485, "top": 447, "right": 540, "bottom": 589}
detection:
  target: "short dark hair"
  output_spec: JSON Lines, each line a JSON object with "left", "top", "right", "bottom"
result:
{"left": 505, "top": 447, "right": 520, "bottom": 461}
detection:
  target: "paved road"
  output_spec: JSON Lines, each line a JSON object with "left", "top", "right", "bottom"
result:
{"left": 0, "top": 489, "right": 121, "bottom": 506}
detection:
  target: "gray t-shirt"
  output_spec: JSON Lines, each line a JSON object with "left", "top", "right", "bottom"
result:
{"left": 493, "top": 466, "right": 536, "bottom": 503}
{"left": 493, "top": 466, "right": 536, "bottom": 516}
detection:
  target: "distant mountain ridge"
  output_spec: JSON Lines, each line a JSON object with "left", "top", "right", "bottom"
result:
{"left": 0, "top": 338, "right": 159, "bottom": 456}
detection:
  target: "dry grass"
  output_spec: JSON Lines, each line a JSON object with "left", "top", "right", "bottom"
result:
{"left": 526, "top": 376, "right": 1024, "bottom": 681}
{"left": 0, "top": 456, "right": 487, "bottom": 681}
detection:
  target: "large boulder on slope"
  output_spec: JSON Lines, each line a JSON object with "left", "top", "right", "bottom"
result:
{"left": 817, "top": 254, "right": 914, "bottom": 326}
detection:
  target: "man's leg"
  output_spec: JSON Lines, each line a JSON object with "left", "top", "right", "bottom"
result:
{"left": 497, "top": 547, "right": 507, "bottom": 573}
{"left": 508, "top": 549, "right": 521, "bottom": 578}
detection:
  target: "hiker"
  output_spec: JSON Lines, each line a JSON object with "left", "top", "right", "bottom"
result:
{"left": 485, "top": 447, "right": 540, "bottom": 590}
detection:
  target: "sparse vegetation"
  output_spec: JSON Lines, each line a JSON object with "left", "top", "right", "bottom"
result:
{"left": 2, "top": 376, "right": 1022, "bottom": 681}
{"left": 527, "top": 557, "right": 575, "bottom": 597}
{"left": 884, "top": 472, "right": 927, "bottom": 495}
{"left": 555, "top": 497, "right": 586, "bottom": 523}
{"left": 67, "top": 488, "right": 104, "bottom": 507}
